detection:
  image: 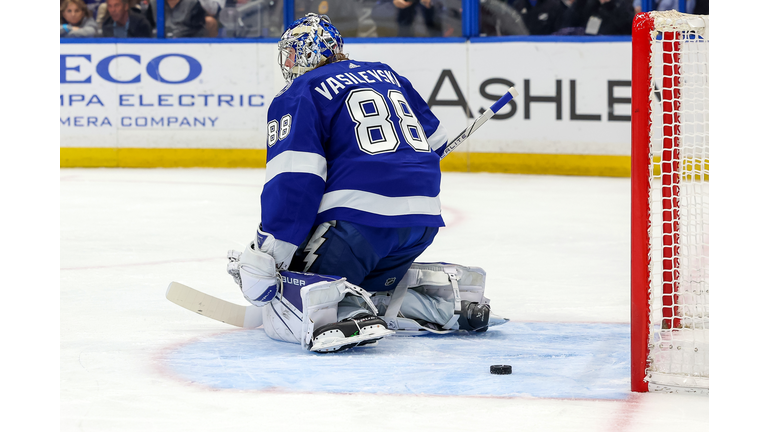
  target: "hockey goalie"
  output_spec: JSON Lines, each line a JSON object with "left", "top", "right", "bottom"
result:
{"left": 226, "top": 13, "right": 508, "bottom": 353}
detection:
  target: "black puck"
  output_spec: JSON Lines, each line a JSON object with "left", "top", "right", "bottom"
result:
{"left": 490, "top": 365, "right": 512, "bottom": 375}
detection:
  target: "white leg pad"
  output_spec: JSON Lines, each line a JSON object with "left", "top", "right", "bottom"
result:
{"left": 261, "top": 271, "right": 386, "bottom": 351}
{"left": 373, "top": 262, "right": 493, "bottom": 334}
{"left": 263, "top": 297, "right": 303, "bottom": 344}
{"left": 299, "top": 279, "right": 382, "bottom": 350}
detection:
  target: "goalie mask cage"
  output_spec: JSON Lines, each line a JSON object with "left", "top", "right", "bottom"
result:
{"left": 630, "top": 11, "right": 709, "bottom": 394}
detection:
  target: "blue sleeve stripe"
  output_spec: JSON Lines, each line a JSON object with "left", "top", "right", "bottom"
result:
{"left": 318, "top": 190, "right": 441, "bottom": 216}
{"left": 427, "top": 123, "right": 448, "bottom": 151}
{"left": 265, "top": 150, "right": 328, "bottom": 184}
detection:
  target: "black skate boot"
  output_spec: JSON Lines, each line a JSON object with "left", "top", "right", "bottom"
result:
{"left": 310, "top": 315, "right": 393, "bottom": 353}
{"left": 457, "top": 300, "right": 491, "bottom": 332}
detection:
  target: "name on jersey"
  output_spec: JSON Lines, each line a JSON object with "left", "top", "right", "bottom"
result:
{"left": 314, "top": 69, "right": 402, "bottom": 101}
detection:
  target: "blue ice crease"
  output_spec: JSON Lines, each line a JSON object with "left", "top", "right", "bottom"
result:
{"left": 163, "top": 322, "right": 631, "bottom": 400}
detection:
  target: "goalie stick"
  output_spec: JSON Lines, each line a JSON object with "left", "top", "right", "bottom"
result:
{"left": 166, "top": 281, "right": 262, "bottom": 329}
{"left": 440, "top": 86, "right": 519, "bottom": 159}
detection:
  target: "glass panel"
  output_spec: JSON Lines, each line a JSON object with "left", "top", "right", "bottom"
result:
{"left": 294, "top": 0, "right": 462, "bottom": 38}
{"left": 215, "top": 0, "right": 285, "bottom": 38}
{"left": 150, "top": 0, "right": 213, "bottom": 38}
{"left": 477, "top": 0, "right": 638, "bottom": 37}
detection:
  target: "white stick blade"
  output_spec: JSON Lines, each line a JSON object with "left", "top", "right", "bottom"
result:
{"left": 166, "top": 282, "right": 260, "bottom": 328}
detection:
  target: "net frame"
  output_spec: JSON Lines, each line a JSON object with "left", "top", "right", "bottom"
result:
{"left": 631, "top": 11, "right": 709, "bottom": 394}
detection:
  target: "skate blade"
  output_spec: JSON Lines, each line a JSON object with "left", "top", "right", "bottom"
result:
{"left": 310, "top": 329, "right": 394, "bottom": 352}
{"left": 488, "top": 312, "right": 510, "bottom": 328}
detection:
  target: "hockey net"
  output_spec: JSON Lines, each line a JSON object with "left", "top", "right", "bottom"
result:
{"left": 630, "top": 11, "right": 709, "bottom": 394}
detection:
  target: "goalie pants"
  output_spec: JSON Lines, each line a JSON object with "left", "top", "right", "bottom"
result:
{"left": 288, "top": 220, "right": 439, "bottom": 294}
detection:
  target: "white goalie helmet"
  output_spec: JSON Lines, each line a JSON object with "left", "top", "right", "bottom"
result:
{"left": 278, "top": 13, "right": 344, "bottom": 83}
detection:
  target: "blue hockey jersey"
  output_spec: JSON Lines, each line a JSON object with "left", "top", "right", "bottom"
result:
{"left": 261, "top": 60, "right": 448, "bottom": 247}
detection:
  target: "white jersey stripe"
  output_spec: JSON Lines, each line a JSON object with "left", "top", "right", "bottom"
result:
{"left": 427, "top": 123, "right": 448, "bottom": 151}
{"left": 265, "top": 151, "right": 327, "bottom": 184}
{"left": 318, "top": 190, "right": 441, "bottom": 216}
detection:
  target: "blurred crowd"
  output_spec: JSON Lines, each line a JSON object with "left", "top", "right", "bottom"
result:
{"left": 60, "top": 0, "right": 218, "bottom": 38}
{"left": 60, "top": 0, "right": 709, "bottom": 39}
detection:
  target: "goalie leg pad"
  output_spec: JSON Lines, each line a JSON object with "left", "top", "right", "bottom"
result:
{"left": 399, "top": 289, "right": 456, "bottom": 327}
{"left": 263, "top": 298, "right": 302, "bottom": 344}
{"left": 261, "top": 271, "right": 395, "bottom": 351}
{"left": 299, "top": 277, "right": 394, "bottom": 351}
{"left": 373, "top": 262, "right": 509, "bottom": 334}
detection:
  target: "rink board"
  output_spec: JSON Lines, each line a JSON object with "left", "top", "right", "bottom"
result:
{"left": 60, "top": 39, "right": 632, "bottom": 176}
{"left": 161, "top": 321, "right": 631, "bottom": 400}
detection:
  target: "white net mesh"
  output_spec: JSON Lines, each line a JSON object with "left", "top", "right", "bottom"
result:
{"left": 646, "top": 11, "right": 709, "bottom": 392}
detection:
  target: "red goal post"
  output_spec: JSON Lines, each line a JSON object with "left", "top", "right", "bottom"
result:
{"left": 630, "top": 11, "right": 709, "bottom": 394}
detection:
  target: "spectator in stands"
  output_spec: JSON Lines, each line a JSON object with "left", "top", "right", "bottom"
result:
{"left": 147, "top": 0, "right": 207, "bottom": 38}
{"left": 393, "top": 0, "right": 442, "bottom": 37}
{"left": 61, "top": 0, "right": 99, "bottom": 37}
{"left": 692, "top": 0, "right": 707, "bottom": 14}
{"left": 633, "top": 0, "right": 698, "bottom": 14}
{"left": 95, "top": 4, "right": 108, "bottom": 27}
{"left": 509, "top": 0, "right": 567, "bottom": 35}
{"left": 82, "top": 0, "right": 105, "bottom": 19}
{"left": 480, "top": 0, "right": 529, "bottom": 36}
{"left": 96, "top": 1, "right": 145, "bottom": 32}
{"left": 102, "top": 0, "right": 152, "bottom": 37}
{"left": 295, "top": 0, "right": 379, "bottom": 38}
{"left": 560, "top": 0, "right": 634, "bottom": 35}
{"left": 199, "top": 0, "right": 223, "bottom": 37}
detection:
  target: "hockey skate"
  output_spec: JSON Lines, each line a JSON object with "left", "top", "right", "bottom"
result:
{"left": 457, "top": 300, "right": 508, "bottom": 332}
{"left": 310, "top": 315, "right": 393, "bottom": 353}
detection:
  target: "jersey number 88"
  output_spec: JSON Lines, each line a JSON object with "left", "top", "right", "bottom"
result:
{"left": 267, "top": 114, "right": 292, "bottom": 147}
{"left": 345, "top": 89, "right": 429, "bottom": 155}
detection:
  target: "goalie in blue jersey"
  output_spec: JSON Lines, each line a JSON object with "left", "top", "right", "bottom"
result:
{"left": 227, "top": 13, "right": 508, "bottom": 353}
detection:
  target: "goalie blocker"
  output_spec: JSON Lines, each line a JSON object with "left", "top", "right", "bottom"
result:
{"left": 227, "top": 255, "right": 508, "bottom": 352}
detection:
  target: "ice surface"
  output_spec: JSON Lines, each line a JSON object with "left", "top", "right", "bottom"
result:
{"left": 60, "top": 168, "right": 709, "bottom": 432}
{"left": 164, "top": 322, "right": 629, "bottom": 399}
